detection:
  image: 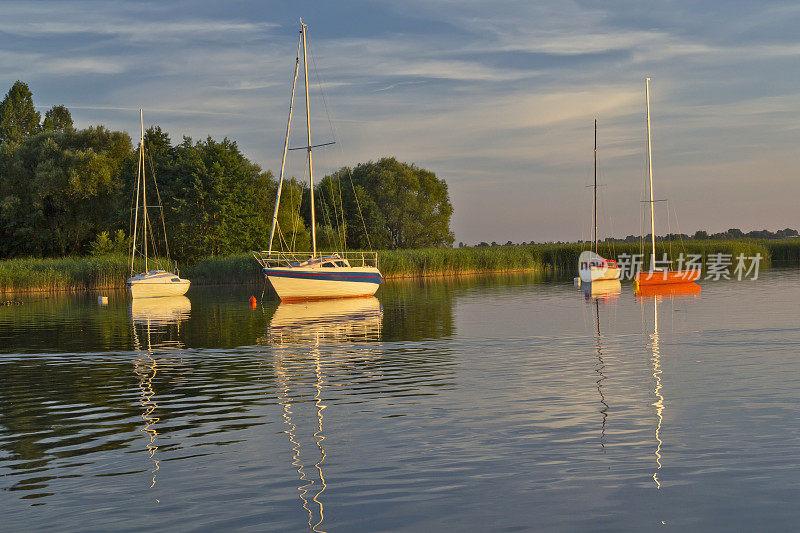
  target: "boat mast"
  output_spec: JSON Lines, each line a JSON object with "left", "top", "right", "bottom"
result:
{"left": 141, "top": 109, "right": 148, "bottom": 272}
{"left": 645, "top": 78, "right": 656, "bottom": 270}
{"left": 301, "top": 20, "right": 317, "bottom": 257}
{"left": 268, "top": 33, "right": 303, "bottom": 254}
{"left": 131, "top": 111, "right": 142, "bottom": 275}
{"left": 594, "top": 119, "right": 598, "bottom": 255}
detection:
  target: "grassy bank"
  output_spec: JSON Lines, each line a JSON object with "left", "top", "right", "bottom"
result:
{"left": 1, "top": 239, "right": 796, "bottom": 293}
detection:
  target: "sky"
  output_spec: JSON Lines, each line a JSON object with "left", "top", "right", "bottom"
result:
{"left": 1, "top": 0, "right": 799, "bottom": 244}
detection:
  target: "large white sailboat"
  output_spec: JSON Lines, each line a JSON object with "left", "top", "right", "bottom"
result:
{"left": 127, "top": 110, "right": 190, "bottom": 299}
{"left": 253, "top": 20, "right": 382, "bottom": 301}
{"left": 579, "top": 120, "right": 621, "bottom": 284}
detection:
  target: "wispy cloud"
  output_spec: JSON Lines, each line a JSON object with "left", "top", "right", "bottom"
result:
{"left": 2, "top": 0, "right": 800, "bottom": 241}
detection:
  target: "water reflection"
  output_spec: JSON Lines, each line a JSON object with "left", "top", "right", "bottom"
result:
{"left": 129, "top": 297, "right": 191, "bottom": 493}
{"left": 129, "top": 296, "right": 191, "bottom": 350}
{"left": 582, "top": 279, "right": 622, "bottom": 300}
{"left": 263, "top": 299, "right": 385, "bottom": 532}
{"left": 591, "top": 299, "right": 610, "bottom": 449}
{"left": 650, "top": 297, "right": 664, "bottom": 489}
{"left": 133, "top": 352, "right": 160, "bottom": 490}
{"left": 263, "top": 297, "right": 382, "bottom": 344}
{"left": 636, "top": 283, "right": 700, "bottom": 488}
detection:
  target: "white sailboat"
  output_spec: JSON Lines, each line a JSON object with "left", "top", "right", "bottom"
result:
{"left": 127, "top": 110, "right": 190, "bottom": 298}
{"left": 253, "top": 20, "right": 382, "bottom": 301}
{"left": 579, "top": 119, "right": 621, "bottom": 284}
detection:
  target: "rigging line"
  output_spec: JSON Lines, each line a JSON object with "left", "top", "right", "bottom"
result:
{"left": 670, "top": 201, "right": 688, "bottom": 254}
{"left": 308, "top": 38, "right": 372, "bottom": 252}
{"left": 307, "top": 41, "right": 346, "bottom": 252}
{"left": 334, "top": 169, "right": 346, "bottom": 254}
{"left": 145, "top": 140, "right": 171, "bottom": 266}
{"left": 323, "top": 177, "right": 344, "bottom": 252}
{"left": 666, "top": 200, "right": 673, "bottom": 264}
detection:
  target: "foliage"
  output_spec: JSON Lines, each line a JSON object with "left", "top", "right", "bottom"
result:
{"left": 311, "top": 157, "right": 454, "bottom": 249}
{"left": 89, "top": 230, "right": 130, "bottom": 256}
{"left": 42, "top": 105, "right": 74, "bottom": 133}
{"left": 138, "top": 128, "right": 277, "bottom": 262}
{"left": 0, "top": 81, "right": 41, "bottom": 146}
{"left": 0, "top": 127, "right": 132, "bottom": 257}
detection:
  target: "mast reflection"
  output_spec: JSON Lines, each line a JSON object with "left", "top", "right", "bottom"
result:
{"left": 129, "top": 295, "right": 191, "bottom": 492}
{"left": 636, "top": 284, "right": 699, "bottom": 489}
{"left": 650, "top": 297, "right": 664, "bottom": 489}
{"left": 264, "top": 297, "right": 383, "bottom": 532}
{"left": 585, "top": 282, "right": 618, "bottom": 449}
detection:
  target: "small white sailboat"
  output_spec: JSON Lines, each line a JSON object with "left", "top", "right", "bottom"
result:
{"left": 127, "top": 110, "right": 190, "bottom": 299}
{"left": 253, "top": 20, "right": 382, "bottom": 301}
{"left": 579, "top": 119, "right": 621, "bottom": 284}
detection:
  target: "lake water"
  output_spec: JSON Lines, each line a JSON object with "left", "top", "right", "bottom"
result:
{"left": 2, "top": 270, "right": 800, "bottom": 531}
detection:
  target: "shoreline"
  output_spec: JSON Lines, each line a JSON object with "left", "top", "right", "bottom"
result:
{"left": 1, "top": 239, "right": 795, "bottom": 295}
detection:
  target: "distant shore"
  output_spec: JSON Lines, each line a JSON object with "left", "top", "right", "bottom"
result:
{"left": 1, "top": 239, "right": 797, "bottom": 294}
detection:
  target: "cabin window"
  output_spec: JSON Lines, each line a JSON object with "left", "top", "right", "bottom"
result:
{"left": 322, "top": 262, "right": 335, "bottom": 268}
{"left": 172, "top": 278, "right": 181, "bottom": 282}
{"left": 335, "top": 261, "right": 347, "bottom": 267}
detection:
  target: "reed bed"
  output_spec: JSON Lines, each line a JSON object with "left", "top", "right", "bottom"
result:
{"left": 0, "top": 239, "right": 794, "bottom": 293}
{"left": 183, "top": 253, "right": 263, "bottom": 285}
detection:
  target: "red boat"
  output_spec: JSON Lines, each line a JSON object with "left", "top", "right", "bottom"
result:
{"left": 634, "top": 268, "right": 700, "bottom": 287}
{"left": 635, "top": 281, "right": 701, "bottom": 298}
{"left": 635, "top": 79, "right": 701, "bottom": 292}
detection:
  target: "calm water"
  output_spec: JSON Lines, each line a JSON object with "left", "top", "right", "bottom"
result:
{"left": 2, "top": 270, "right": 800, "bottom": 531}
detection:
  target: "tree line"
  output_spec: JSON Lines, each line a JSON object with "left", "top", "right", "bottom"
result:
{"left": 0, "top": 81, "right": 455, "bottom": 262}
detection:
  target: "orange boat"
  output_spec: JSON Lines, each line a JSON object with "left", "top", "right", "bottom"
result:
{"left": 635, "top": 281, "right": 701, "bottom": 298}
{"left": 635, "top": 268, "right": 700, "bottom": 286}
{"left": 635, "top": 78, "right": 700, "bottom": 290}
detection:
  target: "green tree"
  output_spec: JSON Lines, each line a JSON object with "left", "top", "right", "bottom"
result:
{"left": 0, "top": 126, "right": 132, "bottom": 256}
{"left": 344, "top": 157, "right": 454, "bottom": 249}
{"left": 142, "top": 131, "right": 280, "bottom": 261}
{"left": 0, "top": 81, "right": 41, "bottom": 146}
{"left": 42, "top": 105, "right": 74, "bottom": 133}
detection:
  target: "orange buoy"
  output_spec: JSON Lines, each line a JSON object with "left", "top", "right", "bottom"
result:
{"left": 249, "top": 295, "right": 257, "bottom": 309}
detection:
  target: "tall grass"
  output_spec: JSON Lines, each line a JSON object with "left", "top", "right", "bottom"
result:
{"left": 0, "top": 254, "right": 133, "bottom": 293}
{"left": 0, "top": 239, "right": 793, "bottom": 293}
{"left": 183, "top": 253, "right": 263, "bottom": 285}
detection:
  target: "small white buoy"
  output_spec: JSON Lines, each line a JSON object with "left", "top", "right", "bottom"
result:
{"left": 98, "top": 295, "right": 109, "bottom": 305}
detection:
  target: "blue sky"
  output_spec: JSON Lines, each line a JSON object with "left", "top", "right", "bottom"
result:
{"left": 2, "top": 0, "right": 799, "bottom": 243}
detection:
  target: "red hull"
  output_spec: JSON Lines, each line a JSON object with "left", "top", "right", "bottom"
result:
{"left": 635, "top": 269, "right": 701, "bottom": 286}
{"left": 635, "top": 282, "right": 701, "bottom": 298}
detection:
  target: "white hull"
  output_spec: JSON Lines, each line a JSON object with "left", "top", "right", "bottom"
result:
{"left": 579, "top": 265, "right": 621, "bottom": 283}
{"left": 127, "top": 270, "right": 190, "bottom": 298}
{"left": 265, "top": 266, "right": 382, "bottom": 301}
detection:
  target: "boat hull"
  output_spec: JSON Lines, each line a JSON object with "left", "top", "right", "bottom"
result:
{"left": 264, "top": 266, "right": 382, "bottom": 301}
{"left": 127, "top": 271, "right": 190, "bottom": 298}
{"left": 634, "top": 269, "right": 700, "bottom": 286}
{"left": 579, "top": 265, "right": 621, "bottom": 283}
{"left": 635, "top": 282, "right": 701, "bottom": 298}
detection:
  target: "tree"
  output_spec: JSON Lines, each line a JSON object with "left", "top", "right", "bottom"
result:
{"left": 143, "top": 131, "right": 280, "bottom": 261}
{"left": 0, "top": 126, "right": 132, "bottom": 256}
{"left": 42, "top": 105, "right": 74, "bottom": 133}
{"left": 311, "top": 157, "right": 454, "bottom": 249}
{"left": 0, "top": 81, "right": 41, "bottom": 146}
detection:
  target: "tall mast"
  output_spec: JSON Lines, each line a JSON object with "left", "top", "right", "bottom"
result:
{"left": 268, "top": 33, "right": 303, "bottom": 254}
{"left": 301, "top": 20, "right": 317, "bottom": 257}
{"left": 131, "top": 112, "right": 142, "bottom": 275}
{"left": 141, "top": 109, "right": 148, "bottom": 272}
{"left": 594, "top": 119, "right": 598, "bottom": 254}
{"left": 645, "top": 78, "right": 656, "bottom": 270}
